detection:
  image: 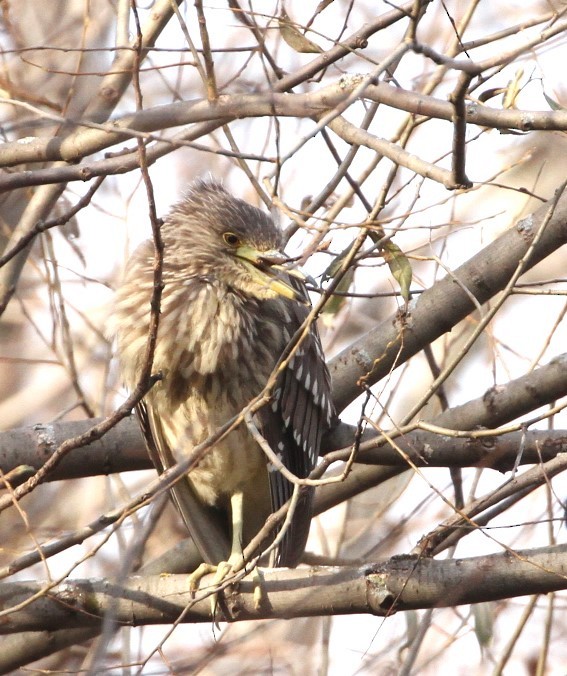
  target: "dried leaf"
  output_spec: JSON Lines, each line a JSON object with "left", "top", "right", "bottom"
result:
{"left": 279, "top": 9, "right": 322, "bottom": 53}
{"left": 305, "top": 0, "right": 334, "bottom": 31}
{"left": 315, "top": 0, "right": 335, "bottom": 14}
{"left": 478, "top": 87, "right": 505, "bottom": 104}
{"left": 502, "top": 68, "right": 524, "bottom": 109}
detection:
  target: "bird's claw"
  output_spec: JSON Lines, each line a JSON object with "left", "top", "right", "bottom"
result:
{"left": 188, "top": 562, "right": 218, "bottom": 595}
{"left": 188, "top": 560, "right": 239, "bottom": 623}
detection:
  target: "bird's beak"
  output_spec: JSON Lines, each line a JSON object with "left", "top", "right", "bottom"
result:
{"left": 235, "top": 245, "right": 301, "bottom": 301}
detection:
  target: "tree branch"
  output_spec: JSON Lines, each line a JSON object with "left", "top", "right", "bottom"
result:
{"left": 329, "top": 185, "right": 567, "bottom": 412}
{"left": 3, "top": 82, "right": 567, "bottom": 186}
{"left": 2, "top": 351, "right": 567, "bottom": 484}
{"left": 1, "top": 545, "right": 566, "bottom": 632}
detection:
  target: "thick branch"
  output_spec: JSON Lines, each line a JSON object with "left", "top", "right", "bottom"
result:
{"left": 0, "top": 417, "right": 150, "bottom": 481}
{"left": 0, "top": 88, "right": 350, "bottom": 171}
{"left": 329, "top": 186, "right": 567, "bottom": 412}
{"left": 1, "top": 545, "right": 566, "bottom": 632}
{"left": 3, "top": 418, "right": 567, "bottom": 481}
{"left": 2, "top": 83, "right": 567, "bottom": 178}
{"left": 2, "top": 353, "right": 567, "bottom": 483}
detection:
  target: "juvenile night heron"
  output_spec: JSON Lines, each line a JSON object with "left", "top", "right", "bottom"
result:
{"left": 113, "top": 180, "right": 334, "bottom": 581}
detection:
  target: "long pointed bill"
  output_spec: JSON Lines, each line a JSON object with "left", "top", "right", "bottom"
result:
{"left": 235, "top": 245, "right": 302, "bottom": 301}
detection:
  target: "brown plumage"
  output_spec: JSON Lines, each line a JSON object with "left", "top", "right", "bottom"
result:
{"left": 113, "top": 180, "right": 334, "bottom": 571}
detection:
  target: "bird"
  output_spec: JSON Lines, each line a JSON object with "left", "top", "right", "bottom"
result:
{"left": 112, "top": 180, "right": 334, "bottom": 587}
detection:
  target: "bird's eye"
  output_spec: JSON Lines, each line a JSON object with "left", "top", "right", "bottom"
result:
{"left": 223, "top": 232, "right": 240, "bottom": 247}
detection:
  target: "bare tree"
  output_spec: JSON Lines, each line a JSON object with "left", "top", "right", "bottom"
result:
{"left": 1, "top": 1, "right": 567, "bottom": 673}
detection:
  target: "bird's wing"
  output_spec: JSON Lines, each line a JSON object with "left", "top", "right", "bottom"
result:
{"left": 256, "top": 276, "right": 335, "bottom": 567}
{"left": 137, "top": 400, "right": 231, "bottom": 565}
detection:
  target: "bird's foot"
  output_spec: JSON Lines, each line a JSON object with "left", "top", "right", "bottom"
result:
{"left": 188, "top": 562, "right": 219, "bottom": 595}
{"left": 188, "top": 559, "right": 240, "bottom": 623}
{"left": 189, "top": 555, "right": 265, "bottom": 619}
{"left": 211, "top": 560, "right": 266, "bottom": 612}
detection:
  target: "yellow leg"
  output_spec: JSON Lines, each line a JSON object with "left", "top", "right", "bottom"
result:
{"left": 226, "top": 491, "right": 265, "bottom": 611}
{"left": 188, "top": 491, "right": 246, "bottom": 620}
{"left": 227, "top": 490, "right": 245, "bottom": 569}
{"left": 188, "top": 491, "right": 265, "bottom": 617}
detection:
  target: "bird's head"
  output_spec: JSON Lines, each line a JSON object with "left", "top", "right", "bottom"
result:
{"left": 163, "top": 181, "right": 302, "bottom": 302}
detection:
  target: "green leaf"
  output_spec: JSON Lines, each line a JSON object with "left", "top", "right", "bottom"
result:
{"left": 473, "top": 602, "right": 494, "bottom": 648}
{"left": 320, "top": 267, "right": 355, "bottom": 324}
{"left": 543, "top": 91, "right": 565, "bottom": 112}
{"left": 382, "top": 240, "right": 412, "bottom": 303}
{"left": 320, "top": 242, "right": 357, "bottom": 323}
{"left": 321, "top": 240, "right": 357, "bottom": 283}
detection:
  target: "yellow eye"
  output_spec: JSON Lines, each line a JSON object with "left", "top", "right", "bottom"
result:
{"left": 223, "top": 232, "right": 240, "bottom": 246}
